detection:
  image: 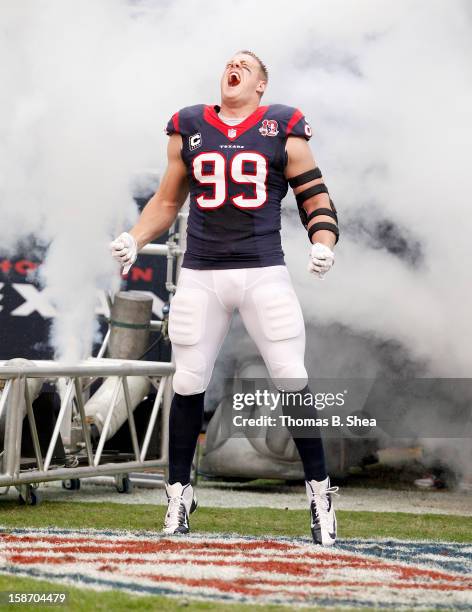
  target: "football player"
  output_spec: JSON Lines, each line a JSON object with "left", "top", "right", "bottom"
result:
{"left": 111, "top": 50, "right": 339, "bottom": 545}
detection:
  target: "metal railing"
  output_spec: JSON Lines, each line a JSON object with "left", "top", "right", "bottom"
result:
{"left": 0, "top": 359, "right": 173, "bottom": 487}
{"left": 0, "top": 211, "right": 187, "bottom": 499}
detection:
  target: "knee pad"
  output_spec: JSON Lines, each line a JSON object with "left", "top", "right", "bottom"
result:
{"left": 270, "top": 363, "right": 308, "bottom": 392}
{"left": 172, "top": 347, "right": 207, "bottom": 395}
{"left": 173, "top": 370, "right": 206, "bottom": 395}
{"left": 252, "top": 283, "right": 304, "bottom": 342}
{"left": 168, "top": 287, "right": 208, "bottom": 346}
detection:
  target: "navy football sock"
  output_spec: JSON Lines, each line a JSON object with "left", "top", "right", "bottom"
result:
{"left": 281, "top": 386, "right": 328, "bottom": 482}
{"left": 168, "top": 391, "right": 205, "bottom": 485}
{"left": 292, "top": 436, "right": 327, "bottom": 482}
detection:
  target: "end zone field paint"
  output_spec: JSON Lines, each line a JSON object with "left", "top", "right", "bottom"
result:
{"left": 0, "top": 528, "right": 471, "bottom": 609}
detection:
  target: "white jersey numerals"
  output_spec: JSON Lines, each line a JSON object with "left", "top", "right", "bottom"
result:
{"left": 231, "top": 152, "right": 267, "bottom": 209}
{"left": 193, "top": 151, "right": 268, "bottom": 210}
{"left": 193, "top": 152, "right": 226, "bottom": 209}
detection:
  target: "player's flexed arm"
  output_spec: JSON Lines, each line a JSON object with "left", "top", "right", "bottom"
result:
{"left": 285, "top": 136, "right": 339, "bottom": 279}
{"left": 110, "top": 134, "right": 189, "bottom": 272}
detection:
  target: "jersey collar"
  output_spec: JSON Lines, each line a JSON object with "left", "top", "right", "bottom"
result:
{"left": 204, "top": 104, "right": 269, "bottom": 141}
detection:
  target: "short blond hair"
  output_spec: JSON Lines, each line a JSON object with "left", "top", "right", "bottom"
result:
{"left": 237, "top": 50, "right": 268, "bottom": 82}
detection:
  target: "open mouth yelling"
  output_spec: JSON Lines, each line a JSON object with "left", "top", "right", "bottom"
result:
{"left": 228, "top": 71, "right": 241, "bottom": 87}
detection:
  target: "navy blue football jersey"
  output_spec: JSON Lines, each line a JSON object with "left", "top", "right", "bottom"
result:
{"left": 166, "top": 104, "right": 312, "bottom": 270}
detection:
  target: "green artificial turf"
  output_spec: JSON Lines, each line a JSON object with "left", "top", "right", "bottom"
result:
{"left": 0, "top": 500, "right": 471, "bottom": 542}
{"left": 0, "top": 574, "right": 355, "bottom": 612}
{"left": 0, "top": 500, "right": 469, "bottom": 611}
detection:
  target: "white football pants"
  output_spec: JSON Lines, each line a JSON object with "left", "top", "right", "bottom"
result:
{"left": 168, "top": 266, "right": 307, "bottom": 395}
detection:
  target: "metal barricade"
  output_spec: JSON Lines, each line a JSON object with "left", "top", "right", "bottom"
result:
{"left": 0, "top": 212, "right": 187, "bottom": 502}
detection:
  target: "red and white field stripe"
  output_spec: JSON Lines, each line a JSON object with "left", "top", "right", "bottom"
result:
{"left": 1, "top": 529, "right": 471, "bottom": 608}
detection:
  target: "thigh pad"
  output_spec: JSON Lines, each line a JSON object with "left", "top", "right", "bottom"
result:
{"left": 252, "top": 282, "right": 304, "bottom": 342}
{"left": 169, "top": 287, "right": 208, "bottom": 346}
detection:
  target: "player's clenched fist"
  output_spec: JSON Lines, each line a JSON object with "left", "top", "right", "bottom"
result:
{"left": 110, "top": 232, "right": 138, "bottom": 274}
{"left": 308, "top": 242, "right": 335, "bottom": 279}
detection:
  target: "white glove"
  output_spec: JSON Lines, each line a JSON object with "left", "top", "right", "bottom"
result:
{"left": 109, "top": 232, "right": 138, "bottom": 274}
{"left": 308, "top": 242, "right": 335, "bottom": 279}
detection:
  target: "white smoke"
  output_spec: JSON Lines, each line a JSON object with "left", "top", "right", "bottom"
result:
{"left": 280, "top": 0, "right": 472, "bottom": 379}
{"left": 0, "top": 0, "right": 471, "bottom": 380}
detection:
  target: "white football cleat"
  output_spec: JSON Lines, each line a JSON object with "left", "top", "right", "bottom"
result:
{"left": 163, "top": 482, "right": 198, "bottom": 535}
{"left": 306, "top": 476, "right": 339, "bottom": 546}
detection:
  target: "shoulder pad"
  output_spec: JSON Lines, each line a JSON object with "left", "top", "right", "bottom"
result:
{"left": 266, "top": 104, "right": 313, "bottom": 140}
{"left": 165, "top": 105, "right": 206, "bottom": 137}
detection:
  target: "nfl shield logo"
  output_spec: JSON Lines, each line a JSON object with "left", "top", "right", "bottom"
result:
{"left": 228, "top": 128, "right": 237, "bottom": 138}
